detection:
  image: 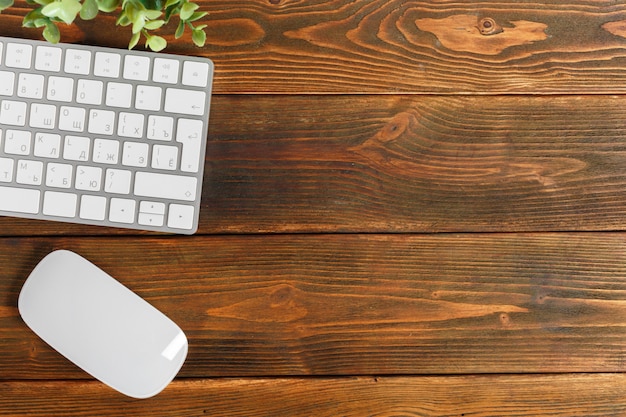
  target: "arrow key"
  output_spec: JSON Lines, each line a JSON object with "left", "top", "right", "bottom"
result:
{"left": 109, "top": 198, "right": 136, "bottom": 224}
{"left": 167, "top": 204, "right": 194, "bottom": 230}
{"left": 138, "top": 201, "right": 165, "bottom": 227}
{"left": 138, "top": 212, "right": 164, "bottom": 227}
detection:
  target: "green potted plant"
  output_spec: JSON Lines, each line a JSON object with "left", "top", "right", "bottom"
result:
{"left": 0, "top": 0, "right": 207, "bottom": 51}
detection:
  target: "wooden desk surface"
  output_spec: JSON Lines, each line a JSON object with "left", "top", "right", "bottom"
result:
{"left": 3, "top": 1, "right": 626, "bottom": 415}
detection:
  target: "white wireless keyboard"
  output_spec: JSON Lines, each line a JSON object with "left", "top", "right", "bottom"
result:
{"left": 0, "top": 36, "right": 213, "bottom": 234}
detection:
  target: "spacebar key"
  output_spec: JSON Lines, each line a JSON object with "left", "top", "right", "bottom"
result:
{"left": 134, "top": 172, "right": 197, "bottom": 202}
{"left": 0, "top": 186, "right": 41, "bottom": 214}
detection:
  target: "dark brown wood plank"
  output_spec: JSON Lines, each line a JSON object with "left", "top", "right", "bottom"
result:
{"left": 1, "top": 95, "right": 626, "bottom": 236}
{"left": 201, "top": 94, "right": 626, "bottom": 233}
{"left": 2, "top": 233, "right": 626, "bottom": 378}
{"left": 2, "top": 374, "right": 626, "bottom": 416}
{"left": 5, "top": 1, "right": 626, "bottom": 93}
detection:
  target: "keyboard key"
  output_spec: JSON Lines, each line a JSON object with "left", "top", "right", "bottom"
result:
{"left": 79, "top": 195, "right": 107, "bottom": 220}
{"left": 33, "top": 133, "right": 61, "bottom": 159}
{"left": 123, "top": 55, "right": 150, "bottom": 81}
{"left": 167, "top": 204, "right": 194, "bottom": 230}
{"left": 164, "top": 88, "right": 205, "bottom": 115}
{"left": 135, "top": 85, "right": 162, "bottom": 111}
{"left": 122, "top": 142, "right": 149, "bottom": 167}
{"left": 138, "top": 212, "right": 164, "bottom": 227}
{"left": 0, "top": 71, "right": 15, "bottom": 96}
{"left": 64, "top": 49, "right": 91, "bottom": 75}
{"left": 104, "top": 168, "right": 132, "bottom": 194}
{"left": 35, "top": 46, "right": 62, "bottom": 72}
{"left": 138, "top": 201, "right": 165, "bottom": 227}
{"left": 93, "top": 138, "right": 120, "bottom": 164}
{"left": 140, "top": 201, "right": 165, "bottom": 214}
{"left": 147, "top": 115, "right": 174, "bottom": 141}
{"left": 182, "top": 60, "right": 209, "bottom": 87}
{"left": 88, "top": 109, "right": 115, "bottom": 135}
{"left": 17, "top": 73, "right": 44, "bottom": 99}
{"left": 47, "top": 76, "right": 74, "bottom": 102}
{"left": 134, "top": 172, "right": 197, "bottom": 201}
{"left": 16, "top": 159, "right": 43, "bottom": 185}
{"left": 106, "top": 82, "right": 133, "bottom": 108}
{"left": 30, "top": 103, "right": 57, "bottom": 129}
{"left": 0, "top": 186, "right": 40, "bottom": 213}
{"left": 176, "top": 118, "right": 204, "bottom": 173}
{"left": 109, "top": 198, "right": 136, "bottom": 223}
{"left": 0, "top": 100, "right": 27, "bottom": 126}
{"left": 153, "top": 58, "right": 179, "bottom": 84}
{"left": 58, "top": 106, "right": 86, "bottom": 132}
{"left": 4, "top": 129, "right": 31, "bottom": 155}
{"left": 43, "top": 191, "right": 77, "bottom": 217}
{"left": 76, "top": 166, "right": 103, "bottom": 191}
{"left": 0, "top": 158, "right": 14, "bottom": 182}
{"left": 117, "top": 112, "right": 144, "bottom": 138}
{"left": 152, "top": 144, "right": 178, "bottom": 170}
{"left": 77, "top": 79, "right": 103, "bottom": 105}
{"left": 5, "top": 43, "right": 32, "bottom": 68}
{"left": 46, "top": 163, "right": 73, "bottom": 188}
{"left": 94, "top": 52, "right": 121, "bottom": 78}
{"left": 63, "top": 135, "right": 91, "bottom": 161}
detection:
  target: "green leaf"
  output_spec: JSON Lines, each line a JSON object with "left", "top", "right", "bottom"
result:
{"left": 163, "top": 0, "right": 178, "bottom": 8}
{"left": 140, "top": 0, "right": 160, "bottom": 10}
{"left": 59, "top": 0, "right": 82, "bottom": 22}
{"left": 42, "top": 20, "right": 60, "bottom": 43}
{"left": 146, "top": 34, "right": 166, "bottom": 51}
{"left": 179, "top": 1, "right": 197, "bottom": 20}
{"left": 131, "top": 18, "right": 144, "bottom": 33}
{"left": 0, "top": 0, "right": 13, "bottom": 12}
{"left": 116, "top": 13, "right": 130, "bottom": 25}
{"left": 174, "top": 18, "right": 184, "bottom": 38}
{"left": 143, "top": 18, "right": 164, "bottom": 30}
{"left": 128, "top": 30, "right": 140, "bottom": 49}
{"left": 192, "top": 27, "right": 205, "bottom": 47}
{"left": 41, "top": 0, "right": 82, "bottom": 24}
{"left": 80, "top": 0, "right": 99, "bottom": 20}
{"left": 22, "top": 9, "right": 48, "bottom": 27}
{"left": 130, "top": 9, "right": 145, "bottom": 33}
{"left": 121, "top": 2, "right": 136, "bottom": 20}
{"left": 96, "top": 0, "right": 119, "bottom": 12}
{"left": 186, "top": 10, "right": 205, "bottom": 22}
{"left": 163, "top": 4, "right": 176, "bottom": 20}
{"left": 144, "top": 9, "right": 161, "bottom": 19}
{"left": 41, "top": 1, "right": 61, "bottom": 17}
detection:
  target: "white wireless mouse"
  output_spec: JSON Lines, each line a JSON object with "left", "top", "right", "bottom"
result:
{"left": 18, "top": 250, "right": 188, "bottom": 398}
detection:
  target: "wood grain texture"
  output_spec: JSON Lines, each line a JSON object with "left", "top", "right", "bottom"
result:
{"left": 0, "top": 95, "right": 625, "bottom": 235}
{"left": 5, "top": 0, "right": 626, "bottom": 93}
{"left": 2, "top": 234, "right": 626, "bottom": 378}
{"left": 201, "top": 94, "right": 626, "bottom": 233}
{"left": 2, "top": 374, "right": 626, "bottom": 416}
{"left": 1, "top": 0, "right": 625, "bottom": 414}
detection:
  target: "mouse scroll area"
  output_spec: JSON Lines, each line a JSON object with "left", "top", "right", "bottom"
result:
{"left": 18, "top": 250, "right": 188, "bottom": 399}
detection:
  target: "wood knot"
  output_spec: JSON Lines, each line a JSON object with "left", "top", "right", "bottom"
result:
{"left": 376, "top": 112, "right": 412, "bottom": 143}
{"left": 270, "top": 284, "right": 294, "bottom": 307}
{"left": 478, "top": 17, "right": 503, "bottom": 36}
{"left": 205, "top": 284, "right": 307, "bottom": 323}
